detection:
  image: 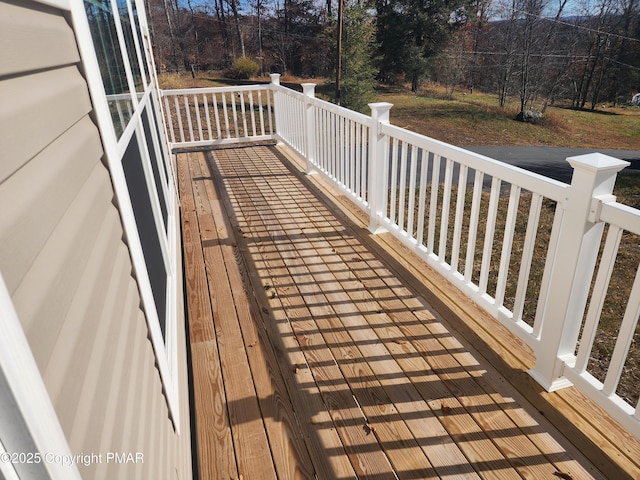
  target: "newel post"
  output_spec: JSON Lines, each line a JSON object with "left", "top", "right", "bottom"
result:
{"left": 301, "top": 83, "right": 316, "bottom": 174}
{"left": 530, "top": 153, "right": 629, "bottom": 391}
{"left": 367, "top": 102, "right": 393, "bottom": 234}
{"left": 270, "top": 74, "right": 282, "bottom": 142}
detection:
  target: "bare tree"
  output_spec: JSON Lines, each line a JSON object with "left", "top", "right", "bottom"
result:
{"left": 491, "top": 0, "right": 520, "bottom": 107}
{"left": 162, "top": 0, "right": 182, "bottom": 69}
{"left": 226, "top": 0, "right": 246, "bottom": 57}
{"left": 520, "top": 0, "right": 570, "bottom": 113}
{"left": 571, "top": 0, "right": 626, "bottom": 108}
{"left": 214, "top": 0, "right": 230, "bottom": 54}
{"left": 516, "top": 0, "right": 545, "bottom": 113}
{"left": 434, "top": 30, "right": 471, "bottom": 98}
{"left": 468, "top": 0, "right": 491, "bottom": 92}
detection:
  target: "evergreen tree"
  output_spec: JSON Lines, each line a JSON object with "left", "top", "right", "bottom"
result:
{"left": 341, "top": 0, "right": 377, "bottom": 112}
{"left": 376, "top": 0, "right": 474, "bottom": 91}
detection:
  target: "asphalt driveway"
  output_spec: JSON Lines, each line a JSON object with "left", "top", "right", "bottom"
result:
{"left": 465, "top": 146, "right": 640, "bottom": 183}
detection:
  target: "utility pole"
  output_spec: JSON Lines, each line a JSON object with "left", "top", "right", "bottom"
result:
{"left": 257, "top": 0, "right": 263, "bottom": 75}
{"left": 335, "top": 0, "right": 343, "bottom": 105}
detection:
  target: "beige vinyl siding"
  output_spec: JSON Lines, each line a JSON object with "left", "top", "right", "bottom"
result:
{"left": 0, "top": 118, "right": 99, "bottom": 295}
{"left": 0, "top": 0, "right": 79, "bottom": 77}
{"left": 0, "top": 67, "right": 92, "bottom": 183}
{"left": 0, "top": 1, "right": 191, "bottom": 479}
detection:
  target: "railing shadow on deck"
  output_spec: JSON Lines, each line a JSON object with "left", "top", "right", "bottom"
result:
{"left": 160, "top": 76, "right": 640, "bottom": 447}
{"left": 189, "top": 145, "right": 616, "bottom": 479}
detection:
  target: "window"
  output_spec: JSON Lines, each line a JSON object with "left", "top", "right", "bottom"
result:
{"left": 142, "top": 108, "right": 169, "bottom": 231}
{"left": 84, "top": 0, "right": 133, "bottom": 138}
{"left": 79, "top": 0, "right": 180, "bottom": 428}
{"left": 122, "top": 132, "right": 169, "bottom": 337}
{"left": 117, "top": 0, "right": 144, "bottom": 92}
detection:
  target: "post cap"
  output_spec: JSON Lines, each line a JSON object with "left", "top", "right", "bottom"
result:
{"left": 301, "top": 83, "right": 316, "bottom": 96}
{"left": 567, "top": 153, "right": 629, "bottom": 173}
{"left": 368, "top": 102, "right": 394, "bottom": 111}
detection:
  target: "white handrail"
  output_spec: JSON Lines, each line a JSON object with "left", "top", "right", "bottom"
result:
{"left": 159, "top": 85, "right": 274, "bottom": 148}
{"left": 164, "top": 84, "right": 272, "bottom": 95}
{"left": 159, "top": 77, "right": 639, "bottom": 437}
{"left": 268, "top": 79, "right": 638, "bottom": 437}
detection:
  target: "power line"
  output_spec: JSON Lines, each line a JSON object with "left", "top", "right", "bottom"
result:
{"left": 447, "top": 50, "right": 594, "bottom": 59}
{"left": 443, "top": 51, "right": 640, "bottom": 71}
{"left": 511, "top": 8, "right": 640, "bottom": 44}
{"left": 608, "top": 57, "right": 640, "bottom": 71}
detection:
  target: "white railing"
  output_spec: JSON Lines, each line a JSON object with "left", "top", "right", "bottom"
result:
{"left": 272, "top": 80, "right": 373, "bottom": 208}
{"left": 372, "top": 119, "right": 568, "bottom": 339}
{"left": 160, "top": 74, "right": 639, "bottom": 437}
{"left": 562, "top": 199, "right": 640, "bottom": 429}
{"left": 160, "top": 85, "right": 274, "bottom": 148}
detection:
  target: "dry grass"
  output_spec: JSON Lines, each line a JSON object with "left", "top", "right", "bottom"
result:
{"left": 157, "top": 71, "right": 217, "bottom": 89}
{"left": 378, "top": 84, "right": 640, "bottom": 149}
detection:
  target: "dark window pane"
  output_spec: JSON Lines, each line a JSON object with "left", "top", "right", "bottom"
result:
{"left": 122, "top": 133, "right": 167, "bottom": 338}
{"left": 143, "top": 107, "right": 168, "bottom": 230}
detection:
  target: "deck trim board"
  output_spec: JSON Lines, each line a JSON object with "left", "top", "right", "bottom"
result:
{"left": 179, "top": 146, "right": 619, "bottom": 479}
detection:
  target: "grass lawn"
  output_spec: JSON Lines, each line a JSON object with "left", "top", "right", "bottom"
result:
{"left": 377, "top": 83, "right": 640, "bottom": 150}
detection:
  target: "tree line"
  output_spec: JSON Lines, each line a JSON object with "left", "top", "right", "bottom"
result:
{"left": 146, "top": 0, "right": 640, "bottom": 113}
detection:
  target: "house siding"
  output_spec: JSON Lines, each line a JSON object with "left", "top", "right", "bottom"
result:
{"left": 0, "top": 1, "right": 192, "bottom": 479}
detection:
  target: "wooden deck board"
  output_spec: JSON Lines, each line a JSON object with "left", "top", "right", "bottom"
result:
{"left": 229, "top": 161, "right": 475, "bottom": 479}
{"left": 189, "top": 152, "right": 317, "bottom": 480}
{"left": 217, "top": 154, "right": 399, "bottom": 479}
{"left": 178, "top": 145, "right": 631, "bottom": 480}
{"left": 268, "top": 157, "right": 568, "bottom": 478}
{"left": 229, "top": 154, "right": 545, "bottom": 479}
{"left": 327, "top": 187, "right": 640, "bottom": 479}
{"left": 268, "top": 201, "right": 515, "bottom": 478}
{"left": 195, "top": 152, "right": 318, "bottom": 480}
{"left": 178, "top": 155, "right": 237, "bottom": 480}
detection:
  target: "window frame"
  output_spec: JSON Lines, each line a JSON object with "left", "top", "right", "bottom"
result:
{"left": 70, "top": 0, "right": 181, "bottom": 431}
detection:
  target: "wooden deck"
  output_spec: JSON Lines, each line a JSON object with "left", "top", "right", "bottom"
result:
{"left": 177, "top": 144, "right": 638, "bottom": 480}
